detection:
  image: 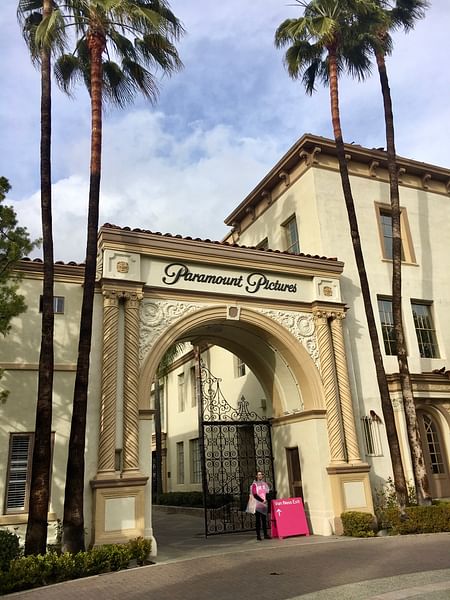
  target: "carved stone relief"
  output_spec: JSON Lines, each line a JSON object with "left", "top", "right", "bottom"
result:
{"left": 391, "top": 395, "right": 404, "bottom": 411}
{"left": 139, "top": 299, "right": 204, "bottom": 363}
{"left": 256, "top": 309, "right": 320, "bottom": 369}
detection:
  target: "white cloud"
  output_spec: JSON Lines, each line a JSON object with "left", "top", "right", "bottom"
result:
{"left": 2, "top": 0, "right": 450, "bottom": 263}
{"left": 12, "top": 113, "right": 282, "bottom": 261}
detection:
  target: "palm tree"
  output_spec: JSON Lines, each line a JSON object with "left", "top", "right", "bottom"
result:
{"left": 153, "top": 343, "right": 185, "bottom": 503}
{"left": 364, "top": 0, "right": 430, "bottom": 504}
{"left": 18, "top": 0, "right": 67, "bottom": 555}
{"left": 275, "top": 0, "right": 408, "bottom": 505}
{"left": 48, "top": 0, "right": 184, "bottom": 553}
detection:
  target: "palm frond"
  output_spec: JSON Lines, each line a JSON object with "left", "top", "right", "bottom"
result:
{"left": 390, "top": 0, "right": 429, "bottom": 33}
{"left": 54, "top": 53, "right": 84, "bottom": 94}
{"left": 302, "top": 57, "right": 328, "bottom": 93}
{"left": 157, "top": 342, "right": 186, "bottom": 378}
{"left": 275, "top": 18, "right": 309, "bottom": 48}
{"left": 55, "top": 0, "right": 184, "bottom": 106}
{"left": 35, "top": 9, "right": 67, "bottom": 54}
{"left": 102, "top": 60, "right": 136, "bottom": 106}
{"left": 136, "top": 33, "right": 183, "bottom": 74}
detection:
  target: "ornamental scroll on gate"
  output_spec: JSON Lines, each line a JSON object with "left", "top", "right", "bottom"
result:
{"left": 197, "top": 358, "right": 275, "bottom": 536}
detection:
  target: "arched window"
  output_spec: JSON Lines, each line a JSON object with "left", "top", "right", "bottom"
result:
{"left": 423, "top": 414, "right": 445, "bottom": 474}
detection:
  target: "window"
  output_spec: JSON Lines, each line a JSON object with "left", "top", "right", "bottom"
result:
{"left": 5, "top": 433, "right": 33, "bottom": 513}
{"left": 39, "top": 295, "right": 65, "bottom": 314}
{"left": 282, "top": 215, "right": 300, "bottom": 254}
{"left": 190, "top": 367, "right": 197, "bottom": 407}
{"left": 178, "top": 373, "right": 185, "bottom": 412}
{"left": 375, "top": 204, "right": 415, "bottom": 263}
{"left": 176, "top": 442, "right": 184, "bottom": 484}
{"left": 235, "top": 356, "right": 246, "bottom": 378}
{"left": 377, "top": 297, "right": 397, "bottom": 355}
{"left": 361, "top": 416, "right": 383, "bottom": 457}
{"left": 422, "top": 415, "right": 445, "bottom": 474}
{"left": 256, "top": 237, "right": 269, "bottom": 250}
{"left": 5, "top": 433, "right": 55, "bottom": 514}
{"left": 411, "top": 301, "right": 439, "bottom": 358}
{"left": 190, "top": 438, "right": 201, "bottom": 484}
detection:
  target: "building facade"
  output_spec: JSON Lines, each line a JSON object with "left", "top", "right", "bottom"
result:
{"left": 1, "top": 134, "right": 449, "bottom": 550}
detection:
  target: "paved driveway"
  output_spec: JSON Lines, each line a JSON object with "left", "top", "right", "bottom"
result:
{"left": 6, "top": 512, "right": 450, "bottom": 599}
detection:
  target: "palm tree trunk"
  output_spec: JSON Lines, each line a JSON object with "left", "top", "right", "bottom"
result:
{"left": 25, "top": 0, "right": 54, "bottom": 556}
{"left": 327, "top": 47, "right": 407, "bottom": 506}
{"left": 376, "top": 51, "right": 431, "bottom": 505}
{"left": 154, "top": 379, "right": 163, "bottom": 503}
{"left": 62, "top": 30, "right": 105, "bottom": 554}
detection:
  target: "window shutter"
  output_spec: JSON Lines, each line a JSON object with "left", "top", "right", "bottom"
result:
{"left": 6, "top": 434, "right": 32, "bottom": 512}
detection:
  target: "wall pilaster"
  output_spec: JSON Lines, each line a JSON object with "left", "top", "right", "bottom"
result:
{"left": 122, "top": 291, "right": 143, "bottom": 474}
{"left": 330, "top": 312, "right": 361, "bottom": 463}
{"left": 313, "top": 310, "right": 346, "bottom": 463}
{"left": 97, "top": 289, "right": 119, "bottom": 476}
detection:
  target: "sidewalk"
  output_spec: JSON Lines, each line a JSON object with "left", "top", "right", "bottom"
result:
{"left": 151, "top": 506, "right": 351, "bottom": 564}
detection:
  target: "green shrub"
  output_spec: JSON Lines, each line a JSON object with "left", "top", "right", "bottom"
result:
{"left": 0, "top": 529, "right": 21, "bottom": 572}
{"left": 83, "top": 545, "right": 131, "bottom": 575}
{"left": 0, "top": 538, "right": 150, "bottom": 595}
{"left": 385, "top": 504, "right": 450, "bottom": 535}
{"left": 373, "top": 477, "right": 417, "bottom": 529}
{"left": 341, "top": 511, "right": 375, "bottom": 537}
{"left": 127, "top": 537, "right": 152, "bottom": 566}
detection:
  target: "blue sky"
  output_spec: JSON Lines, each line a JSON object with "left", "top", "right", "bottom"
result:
{"left": 1, "top": 1, "right": 449, "bottom": 262}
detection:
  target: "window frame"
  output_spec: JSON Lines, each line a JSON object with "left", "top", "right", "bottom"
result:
{"left": 377, "top": 296, "right": 397, "bottom": 356}
{"left": 189, "top": 438, "right": 201, "bottom": 484}
{"left": 375, "top": 203, "right": 416, "bottom": 263}
{"left": 4, "top": 432, "right": 55, "bottom": 515}
{"left": 39, "top": 295, "right": 65, "bottom": 314}
{"left": 411, "top": 300, "right": 439, "bottom": 358}
{"left": 176, "top": 441, "right": 185, "bottom": 485}
{"left": 234, "top": 356, "right": 246, "bottom": 378}
{"left": 177, "top": 373, "right": 185, "bottom": 412}
{"left": 190, "top": 366, "right": 197, "bottom": 408}
{"left": 256, "top": 237, "right": 269, "bottom": 250}
{"left": 361, "top": 416, "right": 383, "bottom": 457}
{"left": 422, "top": 414, "right": 445, "bottom": 475}
{"left": 281, "top": 215, "right": 300, "bottom": 254}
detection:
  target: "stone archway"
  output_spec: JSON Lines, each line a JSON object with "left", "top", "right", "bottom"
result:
{"left": 138, "top": 303, "right": 323, "bottom": 415}
{"left": 90, "top": 226, "right": 374, "bottom": 546}
{"left": 417, "top": 408, "right": 450, "bottom": 498}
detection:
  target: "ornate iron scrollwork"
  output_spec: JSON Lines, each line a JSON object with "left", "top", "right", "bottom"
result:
{"left": 199, "top": 360, "right": 275, "bottom": 536}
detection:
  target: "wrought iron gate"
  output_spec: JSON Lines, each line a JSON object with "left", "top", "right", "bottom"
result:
{"left": 198, "top": 360, "right": 275, "bottom": 536}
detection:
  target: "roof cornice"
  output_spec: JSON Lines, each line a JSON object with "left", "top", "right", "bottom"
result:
{"left": 98, "top": 224, "right": 344, "bottom": 277}
{"left": 224, "top": 133, "right": 450, "bottom": 226}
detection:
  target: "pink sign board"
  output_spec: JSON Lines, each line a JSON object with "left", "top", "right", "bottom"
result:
{"left": 271, "top": 497, "right": 310, "bottom": 539}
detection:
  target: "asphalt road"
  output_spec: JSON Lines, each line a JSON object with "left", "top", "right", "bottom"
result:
{"left": 7, "top": 529, "right": 450, "bottom": 600}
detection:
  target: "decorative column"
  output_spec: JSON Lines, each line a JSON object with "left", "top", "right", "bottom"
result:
{"left": 314, "top": 307, "right": 373, "bottom": 533}
{"left": 97, "top": 289, "right": 120, "bottom": 476}
{"left": 122, "top": 291, "right": 143, "bottom": 474}
{"left": 313, "top": 310, "right": 346, "bottom": 464}
{"left": 330, "top": 312, "right": 361, "bottom": 463}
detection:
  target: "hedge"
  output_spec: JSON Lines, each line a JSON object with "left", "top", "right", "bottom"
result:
{"left": 0, "top": 536, "right": 152, "bottom": 595}
{"left": 385, "top": 504, "right": 450, "bottom": 535}
{"left": 341, "top": 511, "right": 375, "bottom": 537}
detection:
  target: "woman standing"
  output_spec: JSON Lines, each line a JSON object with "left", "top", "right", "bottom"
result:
{"left": 251, "top": 471, "right": 271, "bottom": 540}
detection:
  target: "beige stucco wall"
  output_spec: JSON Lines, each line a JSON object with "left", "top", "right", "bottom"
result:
{"left": 0, "top": 273, "right": 102, "bottom": 546}
{"left": 272, "top": 416, "right": 333, "bottom": 535}
{"left": 233, "top": 161, "right": 450, "bottom": 492}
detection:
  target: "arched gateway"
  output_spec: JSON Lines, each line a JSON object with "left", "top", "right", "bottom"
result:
{"left": 91, "top": 224, "right": 373, "bottom": 549}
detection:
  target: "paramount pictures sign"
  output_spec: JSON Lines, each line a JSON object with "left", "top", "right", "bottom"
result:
{"left": 147, "top": 260, "right": 313, "bottom": 302}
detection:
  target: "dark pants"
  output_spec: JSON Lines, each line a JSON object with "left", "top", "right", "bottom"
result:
{"left": 256, "top": 511, "right": 268, "bottom": 539}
